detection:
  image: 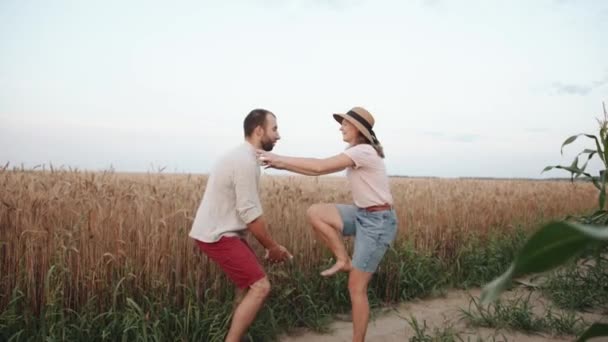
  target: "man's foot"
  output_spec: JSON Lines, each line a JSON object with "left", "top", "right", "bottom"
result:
{"left": 320, "top": 260, "right": 352, "bottom": 277}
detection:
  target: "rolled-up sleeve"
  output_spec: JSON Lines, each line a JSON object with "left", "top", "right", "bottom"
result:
{"left": 233, "top": 162, "right": 263, "bottom": 224}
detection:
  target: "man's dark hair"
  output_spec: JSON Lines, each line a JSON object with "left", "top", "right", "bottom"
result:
{"left": 243, "top": 109, "right": 274, "bottom": 137}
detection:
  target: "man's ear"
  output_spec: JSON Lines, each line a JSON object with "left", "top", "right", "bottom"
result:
{"left": 254, "top": 125, "right": 264, "bottom": 137}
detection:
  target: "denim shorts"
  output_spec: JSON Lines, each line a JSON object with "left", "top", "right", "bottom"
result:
{"left": 336, "top": 204, "right": 398, "bottom": 273}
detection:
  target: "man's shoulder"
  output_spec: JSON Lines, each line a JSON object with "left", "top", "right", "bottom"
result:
{"left": 215, "top": 143, "right": 257, "bottom": 170}
{"left": 229, "top": 143, "right": 257, "bottom": 162}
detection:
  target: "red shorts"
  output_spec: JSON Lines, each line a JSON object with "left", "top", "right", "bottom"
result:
{"left": 195, "top": 236, "right": 266, "bottom": 289}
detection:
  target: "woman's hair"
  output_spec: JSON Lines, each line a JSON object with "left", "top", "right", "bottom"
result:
{"left": 355, "top": 133, "right": 385, "bottom": 158}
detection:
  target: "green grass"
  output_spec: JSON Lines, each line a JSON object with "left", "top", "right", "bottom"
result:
{"left": 460, "top": 295, "right": 586, "bottom": 336}
{"left": 461, "top": 294, "right": 544, "bottom": 333}
{"left": 406, "top": 315, "right": 462, "bottom": 342}
{"left": 0, "top": 229, "right": 529, "bottom": 341}
{"left": 450, "top": 230, "right": 526, "bottom": 288}
{"left": 405, "top": 315, "right": 513, "bottom": 342}
{"left": 542, "top": 254, "right": 608, "bottom": 311}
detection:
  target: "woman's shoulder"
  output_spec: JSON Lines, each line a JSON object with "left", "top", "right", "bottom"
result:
{"left": 347, "top": 143, "right": 375, "bottom": 152}
{"left": 346, "top": 144, "right": 376, "bottom": 157}
{"left": 344, "top": 144, "right": 384, "bottom": 169}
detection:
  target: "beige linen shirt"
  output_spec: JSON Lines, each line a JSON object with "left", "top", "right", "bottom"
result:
{"left": 189, "top": 142, "right": 263, "bottom": 243}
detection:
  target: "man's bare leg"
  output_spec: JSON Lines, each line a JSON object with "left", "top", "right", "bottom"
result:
{"left": 307, "top": 204, "right": 352, "bottom": 277}
{"left": 233, "top": 287, "right": 247, "bottom": 312}
{"left": 225, "top": 277, "right": 271, "bottom": 342}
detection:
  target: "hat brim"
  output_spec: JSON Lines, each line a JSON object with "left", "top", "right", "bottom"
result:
{"left": 332, "top": 113, "right": 375, "bottom": 144}
{"left": 333, "top": 113, "right": 345, "bottom": 124}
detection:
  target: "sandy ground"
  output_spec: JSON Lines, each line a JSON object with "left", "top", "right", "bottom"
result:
{"left": 279, "top": 287, "right": 604, "bottom": 342}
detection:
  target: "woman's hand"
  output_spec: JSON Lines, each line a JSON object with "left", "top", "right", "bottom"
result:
{"left": 256, "top": 150, "right": 285, "bottom": 169}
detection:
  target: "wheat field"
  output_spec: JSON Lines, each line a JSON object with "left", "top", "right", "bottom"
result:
{"left": 0, "top": 170, "right": 597, "bottom": 315}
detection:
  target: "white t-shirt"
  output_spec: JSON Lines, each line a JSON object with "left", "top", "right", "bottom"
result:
{"left": 343, "top": 144, "right": 393, "bottom": 208}
{"left": 189, "top": 142, "right": 263, "bottom": 243}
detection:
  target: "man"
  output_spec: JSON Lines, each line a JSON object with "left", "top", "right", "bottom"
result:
{"left": 190, "top": 108, "right": 292, "bottom": 342}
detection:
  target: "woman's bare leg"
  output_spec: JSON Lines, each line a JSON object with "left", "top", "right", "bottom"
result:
{"left": 348, "top": 269, "right": 373, "bottom": 342}
{"left": 307, "top": 203, "right": 352, "bottom": 276}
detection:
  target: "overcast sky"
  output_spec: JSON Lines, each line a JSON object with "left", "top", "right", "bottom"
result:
{"left": 1, "top": 0, "right": 607, "bottom": 178}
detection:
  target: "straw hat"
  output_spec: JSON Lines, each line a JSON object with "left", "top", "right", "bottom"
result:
{"left": 333, "top": 106, "right": 379, "bottom": 145}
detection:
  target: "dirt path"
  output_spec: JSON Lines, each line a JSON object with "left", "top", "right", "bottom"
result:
{"left": 279, "top": 287, "right": 601, "bottom": 342}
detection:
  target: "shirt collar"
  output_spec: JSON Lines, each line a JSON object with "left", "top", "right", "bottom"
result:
{"left": 244, "top": 141, "right": 258, "bottom": 153}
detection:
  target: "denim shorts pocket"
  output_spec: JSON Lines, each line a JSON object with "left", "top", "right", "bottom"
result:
{"left": 356, "top": 214, "right": 384, "bottom": 240}
{"left": 383, "top": 216, "right": 397, "bottom": 246}
{"left": 359, "top": 212, "right": 396, "bottom": 242}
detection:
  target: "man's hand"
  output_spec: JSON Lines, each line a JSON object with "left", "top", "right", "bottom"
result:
{"left": 265, "top": 245, "right": 292, "bottom": 263}
{"left": 246, "top": 217, "right": 291, "bottom": 263}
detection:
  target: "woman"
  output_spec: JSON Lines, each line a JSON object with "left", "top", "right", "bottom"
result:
{"left": 257, "top": 106, "right": 397, "bottom": 342}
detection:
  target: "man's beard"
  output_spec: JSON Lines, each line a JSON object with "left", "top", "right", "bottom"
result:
{"left": 261, "top": 137, "right": 274, "bottom": 151}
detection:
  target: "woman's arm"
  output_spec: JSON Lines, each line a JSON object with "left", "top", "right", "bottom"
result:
{"left": 258, "top": 151, "right": 354, "bottom": 176}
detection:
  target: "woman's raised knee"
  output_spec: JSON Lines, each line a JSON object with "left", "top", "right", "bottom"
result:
{"left": 306, "top": 203, "right": 323, "bottom": 223}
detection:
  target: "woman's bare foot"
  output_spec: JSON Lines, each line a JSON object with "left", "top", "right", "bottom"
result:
{"left": 320, "top": 259, "right": 352, "bottom": 277}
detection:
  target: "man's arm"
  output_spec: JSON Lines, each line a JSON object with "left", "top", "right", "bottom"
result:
{"left": 247, "top": 216, "right": 278, "bottom": 250}
{"left": 234, "top": 162, "right": 291, "bottom": 262}
{"left": 247, "top": 216, "right": 290, "bottom": 262}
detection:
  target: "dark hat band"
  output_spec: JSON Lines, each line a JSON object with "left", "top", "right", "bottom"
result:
{"left": 347, "top": 110, "right": 378, "bottom": 143}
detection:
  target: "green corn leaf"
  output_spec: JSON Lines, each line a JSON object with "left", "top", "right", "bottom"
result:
{"left": 561, "top": 135, "right": 579, "bottom": 155}
{"left": 562, "top": 134, "right": 605, "bottom": 162}
{"left": 585, "top": 134, "right": 608, "bottom": 165}
{"left": 579, "top": 149, "right": 598, "bottom": 155}
{"left": 570, "top": 155, "right": 580, "bottom": 169}
{"left": 542, "top": 165, "right": 578, "bottom": 174}
{"left": 542, "top": 165, "right": 555, "bottom": 173}
{"left": 579, "top": 151, "right": 597, "bottom": 173}
{"left": 570, "top": 156, "right": 581, "bottom": 181}
{"left": 600, "top": 171, "right": 607, "bottom": 210}
{"left": 576, "top": 149, "right": 597, "bottom": 168}
{"left": 542, "top": 165, "right": 596, "bottom": 185}
{"left": 481, "top": 221, "right": 608, "bottom": 304}
{"left": 585, "top": 134, "right": 606, "bottom": 163}
{"left": 577, "top": 323, "right": 608, "bottom": 342}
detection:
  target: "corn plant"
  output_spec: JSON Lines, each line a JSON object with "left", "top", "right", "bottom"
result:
{"left": 480, "top": 221, "right": 608, "bottom": 341}
{"left": 543, "top": 102, "right": 608, "bottom": 211}
{"left": 484, "top": 102, "right": 608, "bottom": 341}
